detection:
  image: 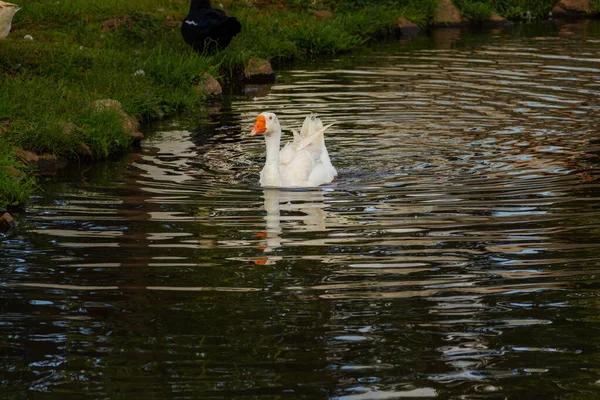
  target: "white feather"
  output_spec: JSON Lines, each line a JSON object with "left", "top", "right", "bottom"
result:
{"left": 252, "top": 112, "right": 337, "bottom": 188}
{"left": 0, "top": 1, "right": 19, "bottom": 40}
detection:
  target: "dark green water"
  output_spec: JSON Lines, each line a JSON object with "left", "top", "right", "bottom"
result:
{"left": 2, "top": 21, "right": 600, "bottom": 399}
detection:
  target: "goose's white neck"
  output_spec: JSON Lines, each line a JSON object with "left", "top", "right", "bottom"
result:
{"left": 0, "top": 7, "right": 19, "bottom": 28}
{"left": 260, "top": 132, "right": 281, "bottom": 187}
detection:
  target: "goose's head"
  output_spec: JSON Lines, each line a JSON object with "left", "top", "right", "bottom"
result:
{"left": 250, "top": 112, "right": 280, "bottom": 137}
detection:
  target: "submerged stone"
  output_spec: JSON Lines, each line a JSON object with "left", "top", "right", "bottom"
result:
{"left": 37, "top": 154, "right": 68, "bottom": 171}
{"left": 0, "top": 211, "right": 16, "bottom": 234}
{"left": 130, "top": 131, "right": 144, "bottom": 146}
{"left": 489, "top": 13, "right": 513, "bottom": 27}
{"left": 14, "top": 148, "right": 67, "bottom": 173}
{"left": 396, "top": 17, "right": 420, "bottom": 38}
{"left": 74, "top": 143, "right": 94, "bottom": 159}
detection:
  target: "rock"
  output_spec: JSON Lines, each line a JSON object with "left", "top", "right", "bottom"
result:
{"left": 100, "top": 15, "right": 130, "bottom": 32}
{"left": 92, "top": 99, "right": 126, "bottom": 114}
{"left": 130, "top": 131, "right": 144, "bottom": 146}
{"left": 122, "top": 115, "right": 141, "bottom": 135}
{"left": 74, "top": 143, "right": 94, "bottom": 159}
{"left": 0, "top": 120, "right": 8, "bottom": 135}
{"left": 489, "top": 13, "right": 513, "bottom": 27}
{"left": 396, "top": 17, "right": 420, "bottom": 38}
{"left": 37, "top": 154, "right": 68, "bottom": 171}
{"left": 92, "top": 99, "right": 142, "bottom": 139}
{"left": 195, "top": 72, "right": 222, "bottom": 97}
{"left": 552, "top": 0, "right": 590, "bottom": 15}
{"left": 244, "top": 58, "right": 276, "bottom": 83}
{"left": 15, "top": 148, "right": 39, "bottom": 164}
{"left": 14, "top": 148, "right": 67, "bottom": 172}
{"left": 3, "top": 165, "right": 23, "bottom": 180}
{"left": 165, "top": 20, "right": 183, "bottom": 28}
{"left": 59, "top": 121, "right": 78, "bottom": 136}
{"left": 434, "top": 0, "right": 464, "bottom": 26}
{"left": 0, "top": 212, "right": 16, "bottom": 234}
{"left": 313, "top": 10, "right": 333, "bottom": 20}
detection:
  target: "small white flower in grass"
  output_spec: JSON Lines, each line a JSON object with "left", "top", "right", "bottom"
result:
{"left": 24, "top": 35, "right": 33, "bottom": 40}
{"left": 133, "top": 70, "right": 145, "bottom": 77}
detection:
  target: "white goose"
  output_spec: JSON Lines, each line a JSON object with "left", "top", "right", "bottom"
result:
{"left": 250, "top": 112, "right": 337, "bottom": 188}
{"left": 0, "top": 1, "right": 19, "bottom": 41}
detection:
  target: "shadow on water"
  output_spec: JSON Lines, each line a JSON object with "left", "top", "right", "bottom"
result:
{"left": 2, "top": 20, "right": 600, "bottom": 399}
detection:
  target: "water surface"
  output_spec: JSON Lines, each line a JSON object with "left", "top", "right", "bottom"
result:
{"left": 2, "top": 21, "right": 600, "bottom": 399}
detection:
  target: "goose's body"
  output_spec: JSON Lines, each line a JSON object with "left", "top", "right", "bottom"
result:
{"left": 0, "top": 1, "right": 19, "bottom": 40}
{"left": 250, "top": 112, "right": 337, "bottom": 188}
{"left": 181, "top": 0, "right": 241, "bottom": 54}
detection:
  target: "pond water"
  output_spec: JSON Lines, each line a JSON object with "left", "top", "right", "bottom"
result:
{"left": 2, "top": 21, "right": 600, "bottom": 399}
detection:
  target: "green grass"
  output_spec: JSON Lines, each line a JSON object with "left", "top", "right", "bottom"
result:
{"left": 1, "top": 0, "right": 440, "bottom": 209}
{"left": 452, "top": 0, "right": 579, "bottom": 20}
{"left": 453, "top": 0, "right": 495, "bottom": 21}
{"left": 0, "top": 146, "right": 35, "bottom": 210}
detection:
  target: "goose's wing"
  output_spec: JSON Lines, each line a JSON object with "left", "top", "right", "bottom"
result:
{"left": 281, "top": 114, "right": 337, "bottom": 187}
{"left": 299, "top": 114, "right": 324, "bottom": 138}
{"left": 300, "top": 121, "right": 338, "bottom": 186}
{"left": 279, "top": 129, "right": 302, "bottom": 166}
{"left": 280, "top": 149, "right": 314, "bottom": 187}
{"left": 296, "top": 123, "right": 334, "bottom": 155}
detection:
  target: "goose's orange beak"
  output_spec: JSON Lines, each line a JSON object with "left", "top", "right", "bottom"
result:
{"left": 250, "top": 115, "right": 267, "bottom": 136}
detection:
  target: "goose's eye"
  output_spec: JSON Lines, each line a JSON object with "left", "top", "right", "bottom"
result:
{"left": 269, "top": 116, "right": 273, "bottom": 120}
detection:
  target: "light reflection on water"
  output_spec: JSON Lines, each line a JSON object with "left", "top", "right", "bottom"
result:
{"left": 2, "top": 21, "right": 600, "bottom": 399}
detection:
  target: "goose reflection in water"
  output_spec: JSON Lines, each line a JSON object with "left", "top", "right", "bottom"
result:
{"left": 255, "top": 188, "right": 331, "bottom": 265}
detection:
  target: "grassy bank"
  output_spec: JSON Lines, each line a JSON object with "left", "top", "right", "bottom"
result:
{"left": 1, "top": 0, "right": 599, "bottom": 210}
{"left": 1, "top": 0, "right": 440, "bottom": 209}
{"left": 454, "top": 0, "right": 600, "bottom": 20}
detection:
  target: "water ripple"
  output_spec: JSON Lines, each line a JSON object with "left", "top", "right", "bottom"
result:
{"left": 2, "top": 22, "right": 600, "bottom": 398}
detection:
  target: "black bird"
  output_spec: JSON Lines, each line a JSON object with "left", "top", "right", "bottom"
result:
{"left": 181, "top": 0, "right": 241, "bottom": 54}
